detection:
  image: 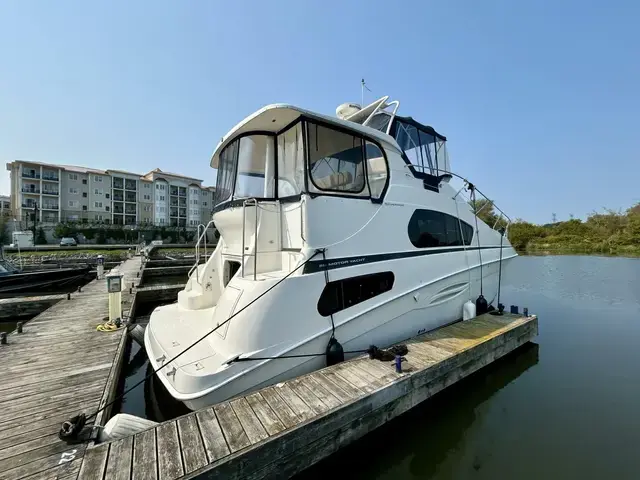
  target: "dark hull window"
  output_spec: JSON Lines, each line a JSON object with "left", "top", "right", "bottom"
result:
{"left": 408, "top": 209, "right": 474, "bottom": 248}
{"left": 318, "top": 272, "right": 394, "bottom": 317}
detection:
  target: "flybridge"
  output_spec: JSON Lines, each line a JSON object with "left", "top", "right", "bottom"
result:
{"left": 339, "top": 95, "right": 450, "bottom": 178}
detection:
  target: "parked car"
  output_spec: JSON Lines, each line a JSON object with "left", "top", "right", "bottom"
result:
{"left": 59, "top": 237, "right": 77, "bottom": 247}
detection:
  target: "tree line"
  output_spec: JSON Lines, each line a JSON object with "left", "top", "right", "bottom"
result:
{"left": 472, "top": 199, "right": 640, "bottom": 256}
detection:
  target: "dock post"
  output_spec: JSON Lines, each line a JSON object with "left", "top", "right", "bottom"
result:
{"left": 17, "top": 322, "right": 23, "bottom": 333}
{"left": 67, "top": 293, "right": 71, "bottom": 300}
{"left": 97, "top": 254, "right": 105, "bottom": 280}
{"left": 0, "top": 332, "right": 6, "bottom": 344}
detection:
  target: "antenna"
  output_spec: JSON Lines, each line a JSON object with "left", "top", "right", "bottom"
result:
{"left": 361, "top": 78, "right": 372, "bottom": 107}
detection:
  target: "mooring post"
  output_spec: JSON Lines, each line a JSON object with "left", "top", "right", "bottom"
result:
{"left": 77, "top": 285, "right": 82, "bottom": 293}
{"left": 0, "top": 332, "right": 6, "bottom": 345}
{"left": 67, "top": 293, "right": 71, "bottom": 300}
{"left": 17, "top": 322, "right": 23, "bottom": 333}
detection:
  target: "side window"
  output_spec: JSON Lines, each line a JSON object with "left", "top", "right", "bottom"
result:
{"left": 365, "top": 142, "right": 387, "bottom": 199}
{"left": 408, "top": 210, "right": 473, "bottom": 248}
{"left": 276, "top": 122, "right": 305, "bottom": 197}
{"left": 307, "top": 123, "right": 366, "bottom": 195}
{"left": 318, "top": 272, "right": 395, "bottom": 317}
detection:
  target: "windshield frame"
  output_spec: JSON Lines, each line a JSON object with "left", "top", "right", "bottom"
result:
{"left": 212, "top": 117, "right": 390, "bottom": 213}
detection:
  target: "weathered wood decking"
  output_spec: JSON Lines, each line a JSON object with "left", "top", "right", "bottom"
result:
{"left": 0, "top": 257, "right": 142, "bottom": 480}
{"left": 78, "top": 312, "right": 538, "bottom": 480}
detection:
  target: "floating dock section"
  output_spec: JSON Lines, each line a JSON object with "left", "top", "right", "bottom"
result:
{"left": 0, "top": 257, "right": 142, "bottom": 480}
{"left": 78, "top": 312, "right": 537, "bottom": 480}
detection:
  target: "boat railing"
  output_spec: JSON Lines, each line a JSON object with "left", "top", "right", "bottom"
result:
{"left": 189, "top": 219, "right": 216, "bottom": 284}
{"left": 403, "top": 164, "right": 512, "bottom": 233}
{"left": 241, "top": 198, "right": 259, "bottom": 280}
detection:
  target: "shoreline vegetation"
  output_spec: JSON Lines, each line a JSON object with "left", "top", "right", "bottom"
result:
{"left": 472, "top": 199, "right": 640, "bottom": 258}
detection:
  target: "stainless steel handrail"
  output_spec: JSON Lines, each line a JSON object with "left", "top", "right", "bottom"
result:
{"left": 241, "top": 198, "right": 259, "bottom": 280}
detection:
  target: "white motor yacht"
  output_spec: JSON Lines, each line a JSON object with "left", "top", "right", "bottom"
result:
{"left": 144, "top": 96, "right": 518, "bottom": 410}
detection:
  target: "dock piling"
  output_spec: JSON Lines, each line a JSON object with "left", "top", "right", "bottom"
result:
{"left": 16, "top": 321, "right": 23, "bottom": 333}
{"left": 0, "top": 332, "right": 6, "bottom": 344}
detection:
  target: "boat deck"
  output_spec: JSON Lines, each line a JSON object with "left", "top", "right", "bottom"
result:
{"left": 0, "top": 257, "right": 142, "bottom": 480}
{"left": 78, "top": 311, "right": 537, "bottom": 480}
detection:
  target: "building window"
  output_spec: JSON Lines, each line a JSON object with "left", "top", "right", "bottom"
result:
{"left": 94, "top": 201, "right": 103, "bottom": 208}
{"left": 95, "top": 214, "right": 103, "bottom": 221}
{"left": 307, "top": 122, "right": 366, "bottom": 194}
{"left": 317, "top": 272, "right": 395, "bottom": 317}
{"left": 82, "top": 179, "right": 87, "bottom": 184}
{"left": 407, "top": 210, "right": 474, "bottom": 248}
{"left": 82, "top": 192, "right": 87, "bottom": 198}
{"left": 68, "top": 200, "right": 79, "bottom": 208}
{"left": 94, "top": 188, "right": 103, "bottom": 195}
{"left": 94, "top": 175, "right": 102, "bottom": 182}
{"left": 159, "top": 195, "right": 165, "bottom": 201}
{"left": 202, "top": 201, "right": 208, "bottom": 206}
{"left": 69, "top": 188, "right": 78, "bottom": 194}
{"left": 69, "top": 173, "right": 78, "bottom": 180}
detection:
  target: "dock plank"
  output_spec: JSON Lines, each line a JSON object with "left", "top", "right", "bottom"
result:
{"left": 230, "top": 398, "right": 269, "bottom": 444}
{"left": 105, "top": 434, "right": 133, "bottom": 480}
{"left": 132, "top": 428, "right": 157, "bottom": 480}
{"left": 156, "top": 422, "right": 184, "bottom": 480}
{"left": 244, "top": 393, "right": 286, "bottom": 436}
{"left": 176, "top": 415, "right": 207, "bottom": 474}
{"left": 214, "top": 402, "right": 251, "bottom": 453}
{"left": 195, "top": 408, "right": 230, "bottom": 463}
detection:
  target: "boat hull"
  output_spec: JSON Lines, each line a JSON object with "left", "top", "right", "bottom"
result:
{"left": 0, "top": 266, "right": 92, "bottom": 297}
{"left": 146, "top": 253, "right": 516, "bottom": 411}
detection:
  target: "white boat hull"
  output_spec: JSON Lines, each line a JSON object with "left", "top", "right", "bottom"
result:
{"left": 145, "top": 252, "right": 515, "bottom": 411}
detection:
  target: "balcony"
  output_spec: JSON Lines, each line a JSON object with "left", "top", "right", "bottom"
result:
{"left": 21, "top": 202, "right": 38, "bottom": 209}
{"left": 113, "top": 179, "right": 124, "bottom": 189}
{"left": 125, "top": 215, "right": 136, "bottom": 225}
{"left": 178, "top": 198, "right": 187, "bottom": 207}
{"left": 179, "top": 208, "right": 187, "bottom": 217}
{"left": 42, "top": 204, "right": 59, "bottom": 210}
{"left": 125, "top": 206, "right": 136, "bottom": 215}
{"left": 42, "top": 189, "right": 59, "bottom": 196}
{"left": 42, "top": 215, "right": 58, "bottom": 224}
{"left": 113, "top": 193, "right": 124, "bottom": 202}
{"left": 42, "top": 172, "right": 59, "bottom": 182}
{"left": 170, "top": 209, "right": 178, "bottom": 217}
{"left": 113, "top": 207, "right": 124, "bottom": 214}
{"left": 125, "top": 180, "right": 137, "bottom": 191}
{"left": 125, "top": 192, "right": 137, "bottom": 203}
{"left": 22, "top": 171, "right": 40, "bottom": 179}
{"left": 170, "top": 200, "right": 179, "bottom": 206}
{"left": 170, "top": 188, "right": 179, "bottom": 196}
{"left": 178, "top": 188, "right": 187, "bottom": 197}
{"left": 22, "top": 187, "right": 40, "bottom": 194}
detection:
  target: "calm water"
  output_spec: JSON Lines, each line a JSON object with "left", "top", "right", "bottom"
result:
{"left": 302, "top": 255, "right": 640, "bottom": 479}
{"left": 116, "top": 256, "right": 640, "bottom": 479}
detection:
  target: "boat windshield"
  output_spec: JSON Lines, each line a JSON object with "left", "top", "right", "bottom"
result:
{"left": 390, "top": 117, "right": 448, "bottom": 176}
{"left": 213, "top": 120, "right": 388, "bottom": 208}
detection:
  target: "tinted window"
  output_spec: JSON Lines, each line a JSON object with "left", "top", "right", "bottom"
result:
{"left": 308, "top": 123, "right": 366, "bottom": 194}
{"left": 408, "top": 210, "right": 473, "bottom": 248}
{"left": 318, "top": 272, "right": 394, "bottom": 317}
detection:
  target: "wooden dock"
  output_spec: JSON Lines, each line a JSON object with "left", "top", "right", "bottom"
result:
{"left": 0, "top": 257, "right": 142, "bottom": 480}
{"left": 76, "top": 312, "right": 538, "bottom": 480}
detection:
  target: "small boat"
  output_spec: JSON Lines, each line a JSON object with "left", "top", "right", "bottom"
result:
{"left": 145, "top": 95, "right": 518, "bottom": 410}
{"left": 0, "top": 248, "right": 92, "bottom": 297}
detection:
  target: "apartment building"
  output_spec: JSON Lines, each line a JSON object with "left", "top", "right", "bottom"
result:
{"left": 6, "top": 161, "right": 215, "bottom": 227}
{"left": 0, "top": 195, "right": 10, "bottom": 217}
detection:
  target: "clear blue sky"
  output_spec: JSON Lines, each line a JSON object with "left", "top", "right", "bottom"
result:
{"left": 1, "top": 0, "right": 638, "bottom": 224}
